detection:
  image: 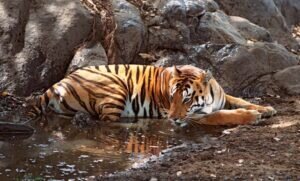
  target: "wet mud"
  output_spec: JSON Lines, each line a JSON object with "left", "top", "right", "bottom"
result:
{"left": 98, "top": 96, "right": 300, "bottom": 180}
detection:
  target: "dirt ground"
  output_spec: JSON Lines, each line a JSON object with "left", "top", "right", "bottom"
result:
{"left": 0, "top": 93, "right": 299, "bottom": 180}
{"left": 98, "top": 96, "right": 300, "bottom": 180}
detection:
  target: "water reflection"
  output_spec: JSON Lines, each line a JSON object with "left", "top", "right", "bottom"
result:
{"left": 0, "top": 116, "right": 223, "bottom": 180}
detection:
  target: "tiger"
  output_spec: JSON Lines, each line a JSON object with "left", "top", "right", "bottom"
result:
{"left": 26, "top": 64, "right": 277, "bottom": 126}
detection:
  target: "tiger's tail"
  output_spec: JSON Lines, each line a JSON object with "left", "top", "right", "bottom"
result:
{"left": 25, "top": 89, "right": 53, "bottom": 117}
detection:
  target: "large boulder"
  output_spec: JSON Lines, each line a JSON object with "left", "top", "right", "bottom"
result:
{"left": 147, "top": 0, "right": 204, "bottom": 50}
{"left": 0, "top": 0, "right": 94, "bottom": 96}
{"left": 145, "top": 0, "right": 274, "bottom": 52}
{"left": 215, "top": 0, "right": 299, "bottom": 50}
{"left": 185, "top": 42, "right": 299, "bottom": 96}
{"left": 274, "top": 0, "right": 300, "bottom": 27}
{"left": 67, "top": 42, "right": 108, "bottom": 74}
{"left": 197, "top": 11, "right": 246, "bottom": 44}
{"left": 0, "top": 0, "right": 29, "bottom": 56}
{"left": 110, "top": 0, "right": 146, "bottom": 64}
{"left": 148, "top": 27, "right": 187, "bottom": 50}
{"left": 273, "top": 65, "right": 300, "bottom": 95}
{"left": 229, "top": 16, "right": 272, "bottom": 42}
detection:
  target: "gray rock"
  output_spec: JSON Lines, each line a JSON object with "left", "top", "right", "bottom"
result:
{"left": 218, "top": 43, "right": 298, "bottom": 96}
{"left": 148, "top": 1, "right": 247, "bottom": 49}
{"left": 202, "top": 0, "right": 219, "bottom": 12}
{"left": 161, "top": 0, "right": 206, "bottom": 22}
{"left": 157, "top": 0, "right": 212, "bottom": 16}
{"left": 215, "top": 0, "right": 299, "bottom": 49}
{"left": 148, "top": 27, "right": 186, "bottom": 50}
{"left": 185, "top": 42, "right": 299, "bottom": 96}
{"left": 111, "top": 0, "right": 146, "bottom": 64}
{"left": 161, "top": 0, "right": 187, "bottom": 22}
{"left": 229, "top": 16, "right": 272, "bottom": 42}
{"left": 274, "top": 0, "right": 300, "bottom": 27}
{"left": 0, "top": 0, "right": 29, "bottom": 56}
{"left": 67, "top": 42, "right": 108, "bottom": 74}
{"left": 197, "top": 11, "right": 246, "bottom": 44}
{"left": 0, "top": 0, "right": 94, "bottom": 96}
{"left": 148, "top": 9, "right": 248, "bottom": 50}
{"left": 150, "top": 0, "right": 205, "bottom": 46}
{"left": 273, "top": 65, "right": 300, "bottom": 95}
{"left": 153, "top": 51, "right": 192, "bottom": 67}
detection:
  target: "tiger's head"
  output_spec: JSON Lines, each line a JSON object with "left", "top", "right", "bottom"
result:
{"left": 168, "top": 65, "right": 215, "bottom": 127}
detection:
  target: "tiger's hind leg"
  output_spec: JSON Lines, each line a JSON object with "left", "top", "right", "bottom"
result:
{"left": 190, "top": 108, "right": 262, "bottom": 126}
{"left": 95, "top": 103, "right": 124, "bottom": 122}
{"left": 225, "top": 95, "right": 277, "bottom": 118}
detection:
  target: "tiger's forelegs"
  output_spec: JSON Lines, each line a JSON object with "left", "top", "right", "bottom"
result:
{"left": 225, "top": 94, "right": 277, "bottom": 118}
{"left": 190, "top": 108, "right": 262, "bottom": 125}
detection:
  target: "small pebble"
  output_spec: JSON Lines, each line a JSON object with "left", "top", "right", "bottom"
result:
{"left": 176, "top": 171, "right": 182, "bottom": 177}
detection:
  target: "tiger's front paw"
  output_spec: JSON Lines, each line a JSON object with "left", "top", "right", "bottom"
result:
{"left": 236, "top": 108, "right": 262, "bottom": 125}
{"left": 260, "top": 106, "right": 277, "bottom": 118}
{"left": 247, "top": 109, "right": 263, "bottom": 124}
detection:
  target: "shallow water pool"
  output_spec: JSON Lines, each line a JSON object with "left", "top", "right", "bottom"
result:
{"left": 0, "top": 117, "right": 222, "bottom": 180}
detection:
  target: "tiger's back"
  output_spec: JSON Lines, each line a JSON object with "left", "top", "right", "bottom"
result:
{"left": 95, "top": 64, "right": 172, "bottom": 118}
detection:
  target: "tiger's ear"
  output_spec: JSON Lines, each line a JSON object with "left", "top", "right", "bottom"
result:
{"left": 172, "top": 66, "right": 182, "bottom": 77}
{"left": 204, "top": 70, "right": 213, "bottom": 83}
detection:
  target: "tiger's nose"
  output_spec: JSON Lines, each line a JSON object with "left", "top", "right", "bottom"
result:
{"left": 168, "top": 115, "right": 175, "bottom": 120}
{"left": 168, "top": 118, "right": 180, "bottom": 125}
{"left": 174, "top": 120, "right": 182, "bottom": 126}
{"left": 169, "top": 118, "right": 188, "bottom": 127}
{"left": 169, "top": 118, "right": 178, "bottom": 122}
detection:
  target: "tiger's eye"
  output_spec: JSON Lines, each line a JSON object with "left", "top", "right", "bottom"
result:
{"left": 183, "top": 97, "right": 191, "bottom": 103}
{"left": 199, "top": 89, "right": 203, "bottom": 93}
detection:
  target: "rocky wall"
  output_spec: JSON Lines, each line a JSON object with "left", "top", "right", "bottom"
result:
{"left": 0, "top": 0, "right": 299, "bottom": 97}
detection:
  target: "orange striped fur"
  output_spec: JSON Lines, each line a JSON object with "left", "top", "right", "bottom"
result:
{"left": 26, "top": 64, "right": 276, "bottom": 125}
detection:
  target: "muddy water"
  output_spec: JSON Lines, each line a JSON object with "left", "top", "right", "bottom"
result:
{"left": 0, "top": 117, "right": 222, "bottom": 180}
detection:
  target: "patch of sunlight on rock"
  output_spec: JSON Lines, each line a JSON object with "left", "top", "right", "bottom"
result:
{"left": 0, "top": 2, "right": 8, "bottom": 22}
